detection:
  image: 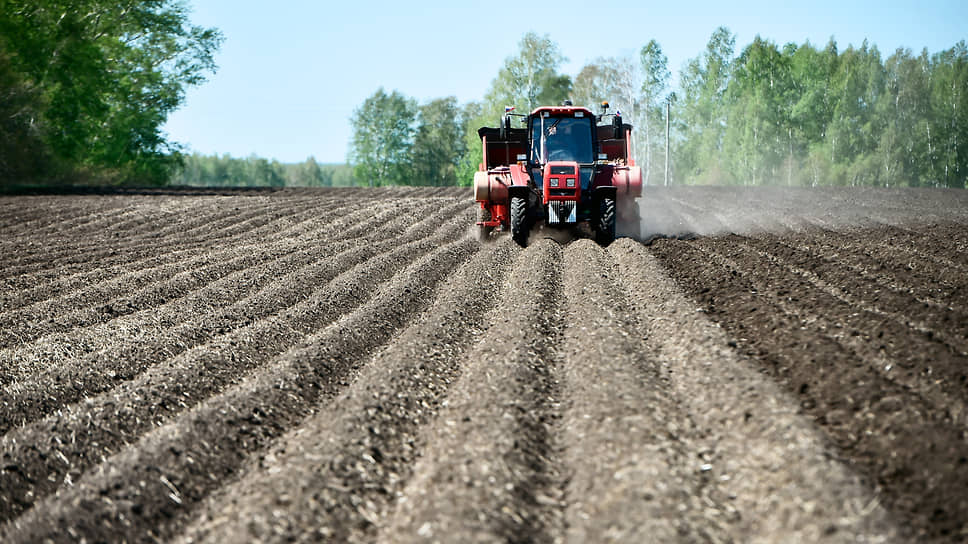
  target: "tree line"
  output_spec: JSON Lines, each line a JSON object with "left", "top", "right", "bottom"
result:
{"left": 169, "top": 153, "right": 353, "bottom": 187}
{"left": 350, "top": 29, "right": 967, "bottom": 188}
{"left": 1, "top": 5, "right": 963, "bottom": 189}
{"left": 0, "top": 0, "right": 221, "bottom": 188}
{"left": 674, "top": 30, "right": 967, "bottom": 187}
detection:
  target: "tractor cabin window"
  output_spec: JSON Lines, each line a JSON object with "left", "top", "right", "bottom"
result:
{"left": 532, "top": 117, "right": 594, "bottom": 165}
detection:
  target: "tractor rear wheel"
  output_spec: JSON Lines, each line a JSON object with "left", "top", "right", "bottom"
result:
{"left": 477, "top": 207, "right": 493, "bottom": 242}
{"left": 596, "top": 195, "right": 616, "bottom": 246}
{"left": 510, "top": 195, "right": 528, "bottom": 246}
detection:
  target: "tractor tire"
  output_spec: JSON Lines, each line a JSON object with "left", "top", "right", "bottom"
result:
{"left": 477, "top": 207, "right": 493, "bottom": 242}
{"left": 596, "top": 195, "right": 617, "bottom": 246}
{"left": 510, "top": 195, "right": 528, "bottom": 247}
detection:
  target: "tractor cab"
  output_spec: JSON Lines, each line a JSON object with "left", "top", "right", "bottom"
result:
{"left": 527, "top": 107, "right": 596, "bottom": 204}
{"left": 529, "top": 109, "right": 595, "bottom": 165}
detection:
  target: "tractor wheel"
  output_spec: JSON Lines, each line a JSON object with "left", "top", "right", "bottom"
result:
{"left": 596, "top": 196, "right": 616, "bottom": 246}
{"left": 477, "top": 207, "right": 493, "bottom": 242}
{"left": 510, "top": 195, "right": 528, "bottom": 246}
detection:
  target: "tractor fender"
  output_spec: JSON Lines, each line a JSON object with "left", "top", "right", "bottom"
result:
{"left": 611, "top": 165, "right": 642, "bottom": 198}
{"left": 473, "top": 171, "right": 510, "bottom": 203}
{"left": 592, "top": 185, "right": 618, "bottom": 200}
{"left": 507, "top": 184, "right": 532, "bottom": 203}
{"left": 507, "top": 185, "right": 534, "bottom": 215}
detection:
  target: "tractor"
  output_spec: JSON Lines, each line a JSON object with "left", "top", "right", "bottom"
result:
{"left": 473, "top": 101, "right": 642, "bottom": 246}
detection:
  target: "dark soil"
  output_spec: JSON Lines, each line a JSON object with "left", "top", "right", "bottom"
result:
{"left": 1, "top": 186, "right": 966, "bottom": 543}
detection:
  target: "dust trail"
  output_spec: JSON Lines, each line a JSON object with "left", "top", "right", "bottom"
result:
{"left": 636, "top": 185, "right": 968, "bottom": 241}
{"left": 527, "top": 222, "right": 581, "bottom": 245}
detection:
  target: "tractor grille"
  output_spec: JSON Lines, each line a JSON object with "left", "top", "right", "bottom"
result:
{"left": 548, "top": 200, "right": 577, "bottom": 224}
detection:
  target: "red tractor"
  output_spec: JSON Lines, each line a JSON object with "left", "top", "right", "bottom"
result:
{"left": 473, "top": 101, "right": 642, "bottom": 246}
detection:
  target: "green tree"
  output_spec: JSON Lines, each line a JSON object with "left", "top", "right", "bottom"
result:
{"left": 290, "top": 156, "right": 325, "bottom": 186}
{"left": 456, "top": 100, "right": 484, "bottom": 186}
{"left": 458, "top": 33, "right": 571, "bottom": 186}
{"left": 0, "top": 41, "right": 48, "bottom": 183}
{"left": 571, "top": 63, "right": 607, "bottom": 109}
{"left": 411, "top": 96, "right": 464, "bottom": 186}
{"left": 488, "top": 32, "right": 570, "bottom": 112}
{"left": 640, "top": 40, "right": 671, "bottom": 185}
{"left": 929, "top": 41, "right": 968, "bottom": 187}
{"left": 826, "top": 42, "right": 885, "bottom": 185}
{"left": 349, "top": 87, "right": 417, "bottom": 186}
{"left": 675, "top": 26, "right": 736, "bottom": 184}
{"left": 0, "top": 0, "right": 222, "bottom": 185}
{"left": 724, "top": 36, "right": 794, "bottom": 185}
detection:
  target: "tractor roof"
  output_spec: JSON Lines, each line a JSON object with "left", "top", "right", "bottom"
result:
{"left": 529, "top": 106, "right": 595, "bottom": 118}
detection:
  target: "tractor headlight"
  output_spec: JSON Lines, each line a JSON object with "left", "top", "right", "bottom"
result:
{"left": 566, "top": 178, "right": 576, "bottom": 188}
{"left": 550, "top": 177, "right": 559, "bottom": 187}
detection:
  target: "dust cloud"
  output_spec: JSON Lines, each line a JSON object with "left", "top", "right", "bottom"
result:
{"left": 634, "top": 185, "right": 968, "bottom": 241}
{"left": 475, "top": 186, "right": 968, "bottom": 245}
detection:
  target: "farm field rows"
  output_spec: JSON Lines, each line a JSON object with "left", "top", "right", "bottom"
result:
{"left": 1, "top": 186, "right": 966, "bottom": 542}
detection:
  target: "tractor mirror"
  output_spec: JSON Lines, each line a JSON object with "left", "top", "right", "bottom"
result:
{"left": 500, "top": 114, "right": 511, "bottom": 140}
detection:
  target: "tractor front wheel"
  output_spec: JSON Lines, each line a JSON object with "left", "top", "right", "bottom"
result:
{"left": 510, "top": 195, "right": 528, "bottom": 246}
{"left": 596, "top": 196, "right": 616, "bottom": 246}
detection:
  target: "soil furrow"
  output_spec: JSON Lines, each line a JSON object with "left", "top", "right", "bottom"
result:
{"left": 0, "top": 200, "right": 469, "bottom": 432}
{"left": 0, "top": 237, "right": 477, "bottom": 543}
{"left": 378, "top": 238, "right": 566, "bottom": 544}
{"left": 0, "top": 194, "right": 451, "bottom": 285}
{"left": 0, "top": 199, "right": 354, "bottom": 312}
{"left": 0, "top": 207, "right": 471, "bottom": 521}
{"left": 177, "top": 239, "right": 515, "bottom": 543}
{"left": 651, "top": 236, "right": 968, "bottom": 542}
{"left": 0, "top": 195, "right": 255, "bottom": 255}
{"left": 771, "top": 227, "right": 968, "bottom": 308}
{"left": 0, "top": 186, "right": 964, "bottom": 541}
{"left": 2, "top": 196, "right": 157, "bottom": 238}
{"left": 738, "top": 235, "right": 968, "bottom": 357}
{"left": 0, "top": 197, "right": 424, "bottom": 343}
{"left": 866, "top": 224, "right": 968, "bottom": 269}
{"left": 556, "top": 239, "right": 735, "bottom": 542}
{"left": 0, "top": 243, "right": 297, "bottom": 350}
{"left": 0, "top": 197, "right": 295, "bottom": 278}
{"left": 0, "top": 196, "right": 103, "bottom": 230}
{"left": 610, "top": 239, "right": 899, "bottom": 542}
{"left": 53, "top": 194, "right": 304, "bottom": 240}
{"left": 0, "top": 194, "right": 325, "bottom": 270}
{"left": 0, "top": 195, "right": 441, "bottom": 349}
{"left": 0, "top": 205, "right": 378, "bottom": 383}
{"left": 0, "top": 239, "right": 346, "bottom": 419}
{"left": 689, "top": 235, "right": 968, "bottom": 421}
{"left": 0, "top": 200, "right": 293, "bottom": 273}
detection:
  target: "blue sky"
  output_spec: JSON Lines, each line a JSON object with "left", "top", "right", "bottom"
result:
{"left": 162, "top": 0, "right": 967, "bottom": 164}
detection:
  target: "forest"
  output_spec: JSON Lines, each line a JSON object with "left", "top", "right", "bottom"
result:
{"left": 168, "top": 154, "right": 353, "bottom": 187}
{"left": 351, "top": 30, "right": 967, "bottom": 189}
{"left": 0, "top": 1, "right": 964, "bottom": 188}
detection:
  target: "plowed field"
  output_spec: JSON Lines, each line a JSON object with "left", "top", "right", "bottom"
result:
{"left": 1, "top": 186, "right": 966, "bottom": 543}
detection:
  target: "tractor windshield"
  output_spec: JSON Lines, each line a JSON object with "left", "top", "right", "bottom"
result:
{"left": 531, "top": 116, "right": 594, "bottom": 164}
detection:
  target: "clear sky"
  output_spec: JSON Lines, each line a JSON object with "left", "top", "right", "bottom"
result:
{"left": 162, "top": 0, "right": 967, "bottom": 164}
